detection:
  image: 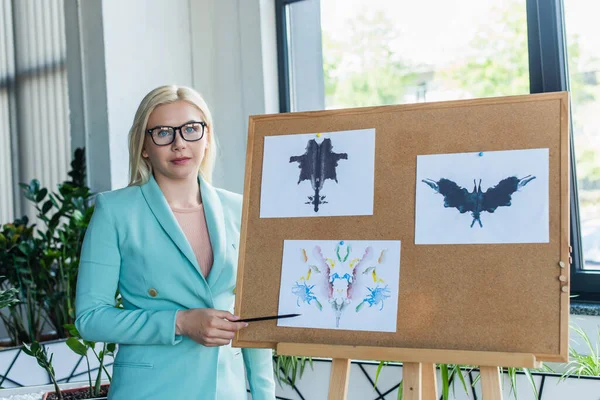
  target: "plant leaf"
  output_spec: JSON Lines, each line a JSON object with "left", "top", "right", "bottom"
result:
{"left": 66, "top": 337, "right": 88, "bottom": 356}
{"left": 42, "top": 200, "right": 53, "bottom": 215}
{"left": 441, "top": 364, "right": 449, "bottom": 400}
{"left": 36, "top": 188, "right": 48, "bottom": 203}
{"left": 375, "top": 361, "right": 386, "bottom": 387}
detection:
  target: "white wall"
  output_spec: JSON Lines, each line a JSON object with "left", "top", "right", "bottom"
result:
{"left": 102, "top": 0, "right": 195, "bottom": 190}
{"left": 74, "top": 0, "right": 195, "bottom": 192}
{"left": 191, "top": 0, "right": 279, "bottom": 193}
{"left": 72, "top": 0, "right": 278, "bottom": 193}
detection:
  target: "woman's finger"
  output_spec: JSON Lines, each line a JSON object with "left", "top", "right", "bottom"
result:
{"left": 212, "top": 310, "right": 239, "bottom": 321}
{"left": 204, "top": 336, "right": 231, "bottom": 347}
{"left": 211, "top": 318, "right": 248, "bottom": 332}
{"left": 207, "top": 328, "right": 236, "bottom": 341}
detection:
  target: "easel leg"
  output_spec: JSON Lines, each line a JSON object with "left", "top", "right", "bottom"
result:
{"left": 421, "top": 363, "right": 438, "bottom": 400}
{"left": 328, "top": 358, "right": 351, "bottom": 400}
{"left": 403, "top": 362, "right": 422, "bottom": 400}
{"left": 480, "top": 366, "right": 503, "bottom": 400}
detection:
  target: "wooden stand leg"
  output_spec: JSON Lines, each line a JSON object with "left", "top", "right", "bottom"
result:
{"left": 421, "top": 363, "right": 438, "bottom": 400}
{"left": 403, "top": 362, "right": 422, "bottom": 400}
{"left": 328, "top": 358, "right": 351, "bottom": 400}
{"left": 480, "top": 366, "right": 503, "bottom": 400}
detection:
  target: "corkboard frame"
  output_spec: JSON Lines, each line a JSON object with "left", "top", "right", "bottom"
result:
{"left": 233, "top": 92, "right": 570, "bottom": 365}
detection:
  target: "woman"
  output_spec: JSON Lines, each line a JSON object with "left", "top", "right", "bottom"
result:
{"left": 75, "top": 85, "right": 276, "bottom": 399}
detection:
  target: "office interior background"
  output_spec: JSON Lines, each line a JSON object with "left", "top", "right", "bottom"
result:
{"left": 0, "top": 0, "right": 599, "bottom": 399}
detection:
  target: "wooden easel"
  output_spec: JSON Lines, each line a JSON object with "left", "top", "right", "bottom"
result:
{"left": 234, "top": 93, "right": 570, "bottom": 400}
{"left": 277, "top": 343, "right": 541, "bottom": 400}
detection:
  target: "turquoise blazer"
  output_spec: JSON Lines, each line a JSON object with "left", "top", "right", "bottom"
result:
{"left": 75, "top": 175, "right": 275, "bottom": 400}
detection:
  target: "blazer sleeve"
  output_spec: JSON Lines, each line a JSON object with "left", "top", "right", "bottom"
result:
{"left": 242, "top": 347, "right": 276, "bottom": 400}
{"left": 75, "top": 193, "right": 181, "bottom": 345}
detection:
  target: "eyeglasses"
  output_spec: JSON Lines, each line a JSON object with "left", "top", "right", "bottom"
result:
{"left": 146, "top": 121, "right": 207, "bottom": 146}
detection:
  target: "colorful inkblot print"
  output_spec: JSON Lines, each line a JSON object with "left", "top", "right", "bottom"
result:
{"left": 278, "top": 240, "right": 401, "bottom": 332}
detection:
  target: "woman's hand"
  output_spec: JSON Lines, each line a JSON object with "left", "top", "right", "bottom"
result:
{"left": 175, "top": 308, "right": 248, "bottom": 346}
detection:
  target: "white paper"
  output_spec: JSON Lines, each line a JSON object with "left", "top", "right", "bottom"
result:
{"left": 277, "top": 240, "right": 401, "bottom": 332}
{"left": 260, "top": 129, "right": 376, "bottom": 218}
{"left": 415, "top": 148, "right": 549, "bottom": 245}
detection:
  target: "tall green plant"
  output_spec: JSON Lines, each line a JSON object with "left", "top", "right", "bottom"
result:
{"left": 0, "top": 148, "right": 93, "bottom": 344}
{"left": 22, "top": 148, "right": 94, "bottom": 338}
{"left": 0, "top": 218, "right": 46, "bottom": 343}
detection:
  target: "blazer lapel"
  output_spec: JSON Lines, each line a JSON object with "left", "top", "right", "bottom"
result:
{"left": 140, "top": 175, "right": 204, "bottom": 281}
{"left": 199, "top": 176, "right": 227, "bottom": 289}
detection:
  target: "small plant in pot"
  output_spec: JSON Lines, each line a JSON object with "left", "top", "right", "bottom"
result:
{"left": 22, "top": 341, "right": 64, "bottom": 400}
{"left": 22, "top": 324, "right": 115, "bottom": 400}
{"left": 58, "top": 324, "right": 114, "bottom": 400}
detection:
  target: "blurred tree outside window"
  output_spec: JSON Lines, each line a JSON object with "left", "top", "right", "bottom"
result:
{"left": 320, "top": 0, "right": 599, "bottom": 268}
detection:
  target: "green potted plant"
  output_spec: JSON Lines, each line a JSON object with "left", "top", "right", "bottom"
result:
{"left": 0, "top": 148, "right": 111, "bottom": 399}
{"left": 54, "top": 324, "right": 114, "bottom": 400}
{"left": 0, "top": 148, "right": 93, "bottom": 346}
{"left": 13, "top": 148, "right": 114, "bottom": 399}
{"left": 0, "top": 217, "right": 46, "bottom": 344}
{"left": 20, "top": 147, "right": 94, "bottom": 339}
{"left": 21, "top": 336, "right": 111, "bottom": 400}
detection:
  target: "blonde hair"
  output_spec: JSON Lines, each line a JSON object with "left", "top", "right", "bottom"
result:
{"left": 128, "top": 85, "right": 217, "bottom": 186}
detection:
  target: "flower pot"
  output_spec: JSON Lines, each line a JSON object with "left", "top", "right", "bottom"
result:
{"left": 42, "top": 384, "right": 109, "bottom": 400}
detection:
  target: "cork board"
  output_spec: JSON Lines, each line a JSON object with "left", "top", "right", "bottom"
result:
{"left": 233, "top": 92, "right": 570, "bottom": 362}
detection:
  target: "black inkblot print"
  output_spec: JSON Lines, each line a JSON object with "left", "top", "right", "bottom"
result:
{"left": 422, "top": 175, "right": 536, "bottom": 227}
{"left": 290, "top": 138, "right": 348, "bottom": 212}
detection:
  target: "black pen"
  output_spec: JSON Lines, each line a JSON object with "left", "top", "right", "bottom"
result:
{"left": 238, "top": 313, "right": 301, "bottom": 323}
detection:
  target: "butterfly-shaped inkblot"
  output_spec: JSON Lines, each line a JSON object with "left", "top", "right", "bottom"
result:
{"left": 422, "top": 175, "right": 536, "bottom": 227}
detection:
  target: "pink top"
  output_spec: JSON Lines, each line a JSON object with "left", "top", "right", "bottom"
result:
{"left": 171, "top": 204, "right": 214, "bottom": 278}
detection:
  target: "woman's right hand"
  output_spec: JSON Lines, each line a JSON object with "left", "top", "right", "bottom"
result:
{"left": 175, "top": 308, "right": 248, "bottom": 346}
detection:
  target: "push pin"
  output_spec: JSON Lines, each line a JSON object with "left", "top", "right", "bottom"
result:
{"left": 478, "top": 152, "right": 484, "bottom": 157}
{"left": 559, "top": 261, "right": 565, "bottom": 268}
{"left": 561, "top": 286, "right": 569, "bottom": 293}
{"left": 559, "top": 275, "right": 567, "bottom": 282}
{"left": 316, "top": 133, "right": 321, "bottom": 138}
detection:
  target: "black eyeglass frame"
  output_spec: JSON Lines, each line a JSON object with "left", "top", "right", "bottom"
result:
{"left": 146, "top": 121, "right": 207, "bottom": 146}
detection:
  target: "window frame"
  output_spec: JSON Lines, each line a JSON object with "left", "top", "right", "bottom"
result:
{"left": 275, "top": 0, "right": 598, "bottom": 300}
{"left": 275, "top": 0, "right": 324, "bottom": 112}
{"left": 527, "top": 0, "right": 600, "bottom": 301}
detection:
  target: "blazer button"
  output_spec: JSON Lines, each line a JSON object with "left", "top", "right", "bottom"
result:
{"left": 148, "top": 288, "right": 158, "bottom": 297}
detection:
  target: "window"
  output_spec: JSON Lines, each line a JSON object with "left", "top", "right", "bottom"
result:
{"left": 278, "top": 0, "right": 531, "bottom": 112}
{"left": 276, "top": 0, "right": 597, "bottom": 299}
{"left": 321, "top": 0, "right": 530, "bottom": 109}
{"left": 0, "top": 0, "right": 71, "bottom": 224}
{"left": 563, "top": 0, "right": 600, "bottom": 298}
{"left": 564, "top": 0, "right": 600, "bottom": 270}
